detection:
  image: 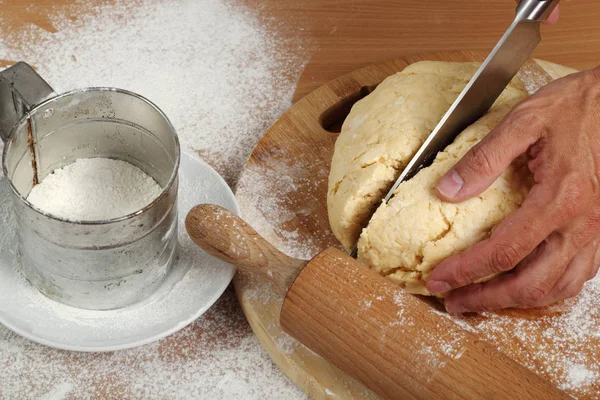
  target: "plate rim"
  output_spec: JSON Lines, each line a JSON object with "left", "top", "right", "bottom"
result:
{"left": 0, "top": 150, "right": 240, "bottom": 352}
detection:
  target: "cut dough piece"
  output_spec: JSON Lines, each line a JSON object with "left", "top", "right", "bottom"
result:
{"left": 328, "top": 61, "right": 484, "bottom": 252}
{"left": 357, "top": 83, "right": 532, "bottom": 296}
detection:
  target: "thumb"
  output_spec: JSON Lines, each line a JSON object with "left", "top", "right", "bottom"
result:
{"left": 436, "top": 115, "right": 537, "bottom": 203}
{"left": 545, "top": 6, "right": 560, "bottom": 25}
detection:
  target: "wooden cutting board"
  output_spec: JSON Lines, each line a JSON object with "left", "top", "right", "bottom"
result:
{"left": 235, "top": 51, "right": 598, "bottom": 399}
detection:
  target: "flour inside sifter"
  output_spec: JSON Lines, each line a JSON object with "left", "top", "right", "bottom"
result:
{"left": 27, "top": 158, "right": 163, "bottom": 222}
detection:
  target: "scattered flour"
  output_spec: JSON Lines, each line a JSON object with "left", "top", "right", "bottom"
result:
{"left": 0, "top": 289, "right": 306, "bottom": 400}
{"left": 0, "top": 0, "right": 311, "bottom": 399}
{"left": 461, "top": 275, "right": 600, "bottom": 398}
{"left": 561, "top": 363, "right": 599, "bottom": 391}
{"left": 0, "top": 6, "right": 590, "bottom": 399}
{"left": 0, "top": 0, "right": 310, "bottom": 185}
{"left": 236, "top": 157, "right": 329, "bottom": 261}
{"left": 275, "top": 333, "right": 296, "bottom": 356}
{"left": 232, "top": 64, "right": 600, "bottom": 399}
{"left": 39, "top": 383, "right": 74, "bottom": 400}
{"left": 27, "top": 158, "right": 162, "bottom": 221}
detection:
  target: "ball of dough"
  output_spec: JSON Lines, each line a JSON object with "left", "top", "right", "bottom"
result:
{"left": 328, "top": 61, "right": 532, "bottom": 296}
{"left": 328, "top": 61, "right": 483, "bottom": 252}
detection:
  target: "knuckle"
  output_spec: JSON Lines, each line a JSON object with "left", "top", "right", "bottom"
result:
{"left": 465, "top": 144, "right": 498, "bottom": 177}
{"left": 509, "top": 106, "right": 542, "bottom": 130}
{"left": 452, "top": 260, "right": 474, "bottom": 286}
{"left": 489, "top": 243, "right": 522, "bottom": 273}
{"left": 562, "top": 274, "right": 587, "bottom": 299}
{"left": 589, "top": 67, "right": 600, "bottom": 83}
{"left": 471, "top": 285, "right": 492, "bottom": 312}
{"left": 558, "top": 183, "right": 586, "bottom": 219}
{"left": 518, "top": 284, "right": 550, "bottom": 306}
{"left": 563, "top": 282, "right": 585, "bottom": 300}
{"left": 585, "top": 208, "right": 600, "bottom": 231}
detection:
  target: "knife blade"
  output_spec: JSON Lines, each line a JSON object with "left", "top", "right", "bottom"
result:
{"left": 350, "top": 0, "right": 560, "bottom": 258}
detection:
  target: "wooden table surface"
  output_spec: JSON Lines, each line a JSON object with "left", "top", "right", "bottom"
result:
{"left": 3, "top": 0, "right": 599, "bottom": 101}
{"left": 240, "top": 0, "right": 600, "bottom": 101}
{"left": 1, "top": 0, "right": 599, "bottom": 399}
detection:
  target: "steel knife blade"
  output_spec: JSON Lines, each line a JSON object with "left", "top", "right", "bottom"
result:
{"left": 350, "top": 0, "right": 560, "bottom": 258}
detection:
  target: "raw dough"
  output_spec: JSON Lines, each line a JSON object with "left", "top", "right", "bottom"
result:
{"left": 328, "top": 61, "right": 484, "bottom": 251}
{"left": 328, "top": 61, "right": 532, "bottom": 295}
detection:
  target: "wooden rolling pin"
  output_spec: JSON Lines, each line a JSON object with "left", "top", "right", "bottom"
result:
{"left": 185, "top": 204, "right": 567, "bottom": 400}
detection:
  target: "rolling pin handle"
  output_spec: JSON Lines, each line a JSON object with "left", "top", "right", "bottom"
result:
{"left": 185, "top": 204, "right": 307, "bottom": 297}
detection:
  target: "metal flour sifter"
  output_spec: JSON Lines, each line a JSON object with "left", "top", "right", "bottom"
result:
{"left": 0, "top": 62, "right": 180, "bottom": 310}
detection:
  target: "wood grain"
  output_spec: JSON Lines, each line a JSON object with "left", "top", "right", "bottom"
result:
{"left": 2, "top": 1, "right": 597, "bottom": 398}
{"left": 239, "top": 0, "right": 600, "bottom": 101}
{"left": 186, "top": 204, "right": 306, "bottom": 297}
{"left": 2, "top": 2, "right": 598, "bottom": 109}
{"left": 282, "top": 248, "right": 567, "bottom": 400}
{"left": 235, "top": 52, "right": 590, "bottom": 400}
{"left": 185, "top": 205, "right": 566, "bottom": 398}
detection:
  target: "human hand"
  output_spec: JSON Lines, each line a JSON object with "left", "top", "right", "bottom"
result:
{"left": 426, "top": 67, "right": 600, "bottom": 313}
{"left": 546, "top": 5, "right": 560, "bottom": 24}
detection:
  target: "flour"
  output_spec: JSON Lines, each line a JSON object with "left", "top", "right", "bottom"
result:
{"left": 0, "top": 0, "right": 310, "bottom": 186}
{"left": 39, "top": 382, "right": 74, "bottom": 400}
{"left": 27, "top": 158, "right": 162, "bottom": 221}
{"left": 233, "top": 68, "right": 600, "bottom": 399}
{"left": 0, "top": 156, "right": 307, "bottom": 400}
{"left": 0, "top": 0, "right": 311, "bottom": 398}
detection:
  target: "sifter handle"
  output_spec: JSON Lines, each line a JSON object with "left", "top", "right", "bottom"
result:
{"left": 0, "top": 62, "right": 56, "bottom": 142}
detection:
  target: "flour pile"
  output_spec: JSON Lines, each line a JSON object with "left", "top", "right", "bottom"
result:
{"left": 27, "top": 158, "right": 163, "bottom": 221}
{"left": 0, "top": 0, "right": 310, "bottom": 398}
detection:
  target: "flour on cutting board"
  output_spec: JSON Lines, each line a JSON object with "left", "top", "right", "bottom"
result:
{"left": 0, "top": 0, "right": 311, "bottom": 399}
{"left": 462, "top": 275, "right": 600, "bottom": 397}
{"left": 235, "top": 68, "right": 600, "bottom": 399}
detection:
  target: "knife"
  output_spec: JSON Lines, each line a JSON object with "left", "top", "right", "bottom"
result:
{"left": 350, "top": 0, "right": 560, "bottom": 258}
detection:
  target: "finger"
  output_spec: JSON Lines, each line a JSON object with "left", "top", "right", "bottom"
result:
{"left": 539, "top": 239, "right": 598, "bottom": 307}
{"left": 590, "top": 243, "right": 600, "bottom": 280}
{"left": 436, "top": 109, "right": 540, "bottom": 203}
{"left": 427, "top": 185, "right": 557, "bottom": 293}
{"left": 545, "top": 6, "right": 560, "bottom": 25}
{"left": 429, "top": 172, "right": 590, "bottom": 294}
{"left": 444, "top": 231, "right": 573, "bottom": 313}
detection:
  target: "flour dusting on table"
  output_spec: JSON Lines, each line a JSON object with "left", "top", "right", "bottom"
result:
{"left": 0, "top": 0, "right": 310, "bottom": 185}
{"left": 0, "top": 0, "right": 310, "bottom": 399}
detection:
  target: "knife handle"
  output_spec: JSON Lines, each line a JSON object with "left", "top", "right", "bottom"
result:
{"left": 516, "top": 0, "right": 560, "bottom": 22}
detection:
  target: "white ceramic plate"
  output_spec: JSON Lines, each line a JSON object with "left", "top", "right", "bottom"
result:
{"left": 0, "top": 151, "right": 238, "bottom": 352}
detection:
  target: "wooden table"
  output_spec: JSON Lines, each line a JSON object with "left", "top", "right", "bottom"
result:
{"left": 1, "top": 1, "right": 598, "bottom": 399}
{"left": 238, "top": 0, "right": 600, "bottom": 101}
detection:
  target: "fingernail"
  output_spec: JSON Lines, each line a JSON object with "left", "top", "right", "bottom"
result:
{"left": 445, "top": 301, "right": 468, "bottom": 315}
{"left": 437, "top": 170, "right": 463, "bottom": 199}
{"left": 427, "top": 280, "right": 452, "bottom": 294}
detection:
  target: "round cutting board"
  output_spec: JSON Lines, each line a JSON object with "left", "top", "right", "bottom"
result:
{"left": 235, "top": 51, "right": 592, "bottom": 399}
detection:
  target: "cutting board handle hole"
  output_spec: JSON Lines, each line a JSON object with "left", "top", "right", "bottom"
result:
{"left": 319, "top": 84, "right": 378, "bottom": 133}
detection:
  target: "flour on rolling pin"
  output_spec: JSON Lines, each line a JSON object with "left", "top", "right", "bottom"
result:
{"left": 237, "top": 138, "right": 600, "bottom": 399}
{"left": 27, "top": 158, "right": 162, "bottom": 221}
